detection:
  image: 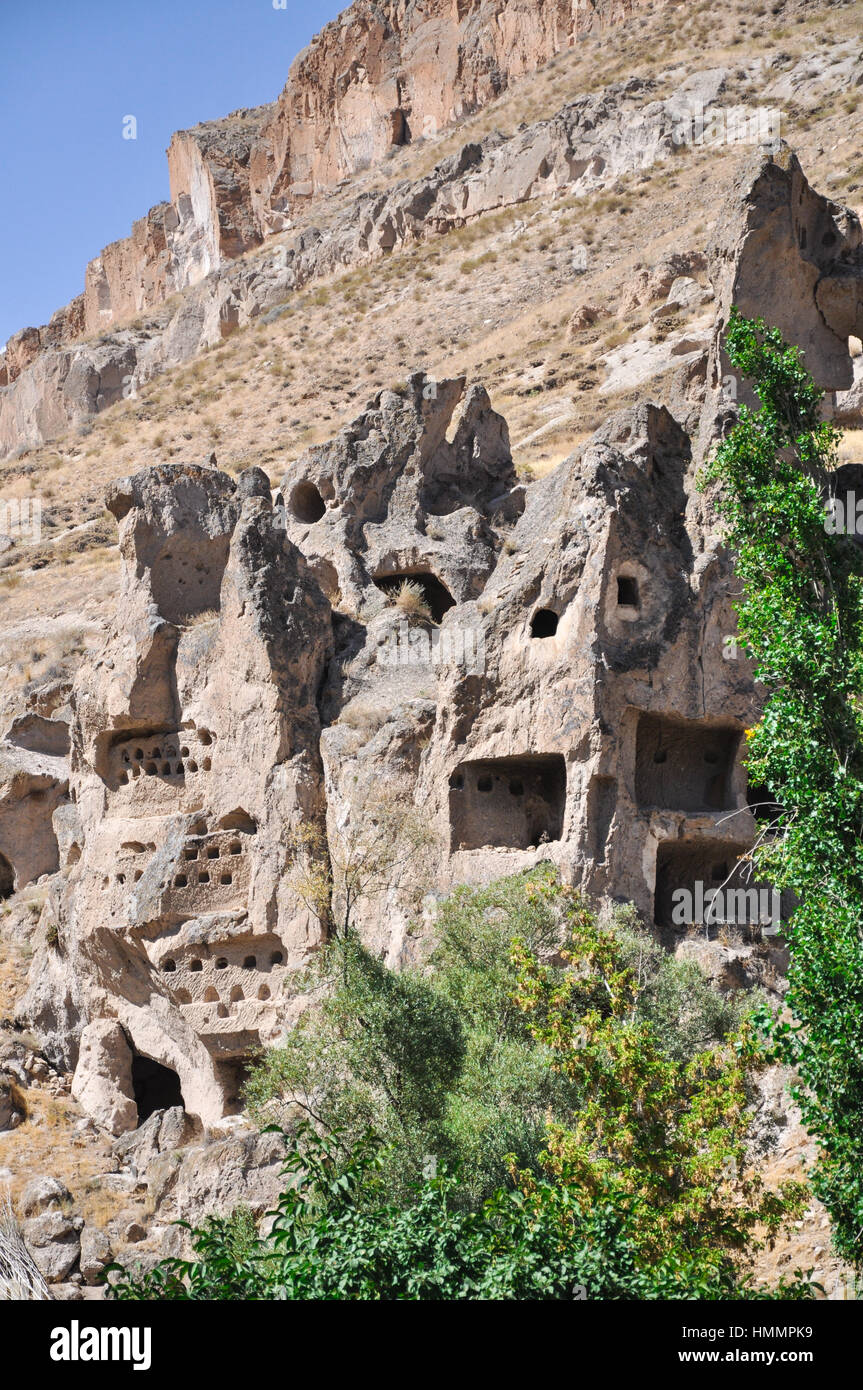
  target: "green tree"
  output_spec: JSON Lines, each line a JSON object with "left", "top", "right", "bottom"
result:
{"left": 244, "top": 931, "right": 466, "bottom": 1201}
{"left": 247, "top": 866, "right": 785, "bottom": 1209}
{"left": 700, "top": 309, "right": 863, "bottom": 1265}
{"left": 512, "top": 890, "right": 806, "bottom": 1273}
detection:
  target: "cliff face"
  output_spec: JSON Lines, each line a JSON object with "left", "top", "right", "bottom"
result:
{"left": 248, "top": 0, "right": 653, "bottom": 230}
{"left": 0, "top": 0, "right": 657, "bottom": 381}
{"left": 14, "top": 150, "right": 863, "bottom": 1136}
{"left": 80, "top": 106, "right": 276, "bottom": 341}
{"left": 0, "top": 65, "right": 688, "bottom": 457}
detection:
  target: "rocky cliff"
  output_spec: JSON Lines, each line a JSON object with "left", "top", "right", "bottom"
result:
{"left": 3, "top": 0, "right": 863, "bottom": 1299}
{"left": 9, "top": 149, "right": 860, "bottom": 1142}
{"left": 0, "top": 0, "right": 661, "bottom": 452}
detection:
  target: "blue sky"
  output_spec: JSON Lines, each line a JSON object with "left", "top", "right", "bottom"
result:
{"left": 0, "top": 0, "right": 346, "bottom": 344}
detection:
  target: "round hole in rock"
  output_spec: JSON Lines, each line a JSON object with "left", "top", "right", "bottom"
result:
{"left": 204, "top": 986, "right": 219, "bottom": 1003}
{"left": 653, "top": 749, "right": 667, "bottom": 765}
{"left": 174, "top": 874, "right": 188, "bottom": 888}
{"left": 189, "top": 958, "right": 203, "bottom": 972}
{"left": 162, "top": 958, "right": 176, "bottom": 973}
{"left": 477, "top": 775, "right": 494, "bottom": 793}
{"left": 199, "top": 730, "right": 213, "bottom": 746}
{"left": 161, "top": 762, "right": 172, "bottom": 775}
{"left": 188, "top": 760, "right": 198, "bottom": 773}
{"left": 175, "top": 989, "right": 192, "bottom": 1004}
{"left": 145, "top": 762, "right": 157, "bottom": 775}
{"left": 243, "top": 955, "right": 256, "bottom": 969}
{"left": 229, "top": 985, "right": 244, "bottom": 1003}
{"left": 202, "top": 758, "right": 212, "bottom": 772}
{"left": 450, "top": 773, "right": 464, "bottom": 791}
{"left": 134, "top": 748, "right": 143, "bottom": 759}
{"left": 220, "top": 873, "right": 233, "bottom": 886}
{"left": 133, "top": 870, "right": 142, "bottom": 882}
{"left": 152, "top": 748, "right": 161, "bottom": 759}
{"left": 180, "top": 746, "right": 190, "bottom": 758}
{"left": 270, "top": 951, "right": 284, "bottom": 966}
{"left": 258, "top": 984, "right": 270, "bottom": 1000}
{"left": 215, "top": 957, "right": 228, "bottom": 970}
{"left": 217, "top": 1003, "right": 228, "bottom": 1018}
{"left": 530, "top": 609, "right": 558, "bottom": 639}
{"left": 290, "top": 480, "right": 326, "bottom": 524}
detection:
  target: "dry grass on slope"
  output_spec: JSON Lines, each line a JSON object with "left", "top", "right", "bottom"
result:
{"left": 0, "top": 0, "right": 860, "bottom": 668}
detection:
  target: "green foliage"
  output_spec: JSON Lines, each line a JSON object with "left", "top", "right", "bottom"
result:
{"left": 700, "top": 308, "right": 863, "bottom": 1265}
{"left": 512, "top": 893, "right": 806, "bottom": 1269}
{"left": 605, "top": 901, "right": 748, "bottom": 1061}
{"left": 115, "top": 868, "right": 811, "bottom": 1298}
{"left": 247, "top": 868, "right": 785, "bottom": 1208}
{"left": 109, "top": 1123, "right": 812, "bottom": 1302}
{"left": 244, "top": 931, "right": 466, "bottom": 1201}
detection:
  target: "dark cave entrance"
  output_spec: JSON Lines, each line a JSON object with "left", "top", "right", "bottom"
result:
{"left": 0, "top": 851, "right": 14, "bottom": 899}
{"left": 530, "top": 608, "right": 559, "bottom": 638}
{"left": 290, "top": 480, "right": 326, "bottom": 524}
{"left": 216, "top": 1058, "right": 255, "bottom": 1116}
{"left": 373, "top": 570, "right": 457, "bottom": 624}
{"left": 132, "top": 1054, "right": 184, "bottom": 1122}
{"left": 617, "top": 575, "right": 640, "bottom": 608}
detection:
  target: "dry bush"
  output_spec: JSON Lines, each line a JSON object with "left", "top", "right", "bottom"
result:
{"left": 391, "top": 580, "right": 432, "bottom": 623}
{"left": 0, "top": 1196, "right": 49, "bottom": 1301}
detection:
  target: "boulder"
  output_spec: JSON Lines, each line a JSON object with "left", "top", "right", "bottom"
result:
{"left": 79, "top": 1226, "right": 112, "bottom": 1285}
{"left": 834, "top": 354, "right": 863, "bottom": 426}
{"left": 0, "top": 1075, "right": 24, "bottom": 1132}
{"left": 71, "top": 1021, "right": 137, "bottom": 1136}
{"left": 22, "top": 1210, "right": 81, "bottom": 1283}
{"left": 19, "top": 1176, "right": 72, "bottom": 1218}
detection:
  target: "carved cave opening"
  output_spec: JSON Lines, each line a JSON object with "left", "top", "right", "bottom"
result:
{"left": 373, "top": 570, "right": 456, "bottom": 624}
{"left": 290, "top": 480, "right": 326, "bottom": 524}
{"left": 530, "top": 608, "right": 558, "bottom": 639}
{"left": 216, "top": 1058, "right": 254, "bottom": 1116}
{"left": 747, "top": 777, "right": 783, "bottom": 821}
{"left": 132, "top": 1053, "right": 184, "bottom": 1122}
{"left": 635, "top": 713, "right": 741, "bottom": 813}
{"left": 150, "top": 535, "right": 230, "bottom": 626}
{"left": 654, "top": 839, "right": 753, "bottom": 931}
{"left": 449, "top": 754, "right": 566, "bottom": 851}
{"left": 0, "top": 851, "right": 14, "bottom": 899}
{"left": 617, "top": 575, "right": 640, "bottom": 608}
